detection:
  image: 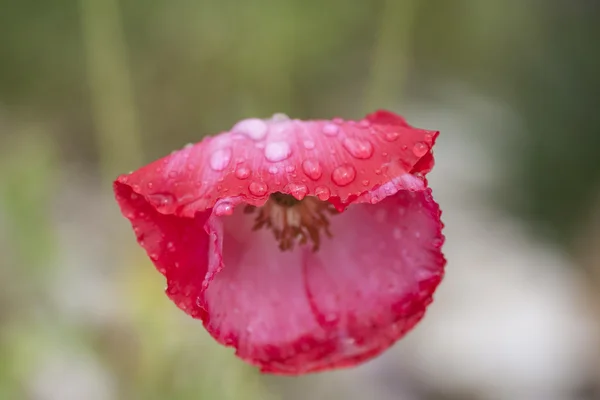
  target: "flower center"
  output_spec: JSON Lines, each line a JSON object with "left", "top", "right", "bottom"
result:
{"left": 244, "top": 193, "right": 338, "bottom": 252}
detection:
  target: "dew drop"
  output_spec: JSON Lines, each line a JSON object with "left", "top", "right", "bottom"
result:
{"left": 147, "top": 182, "right": 154, "bottom": 189}
{"left": 384, "top": 131, "right": 399, "bottom": 142}
{"left": 214, "top": 201, "right": 234, "bottom": 216}
{"left": 209, "top": 147, "right": 232, "bottom": 171}
{"left": 331, "top": 164, "right": 356, "bottom": 186}
{"left": 315, "top": 186, "right": 331, "bottom": 201}
{"left": 286, "top": 183, "right": 308, "bottom": 200}
{"left": 285, "top": 165, "right": 296, "bottom": 173}
{"left": 232, "top": 118, "right": 268, "bottom": 140}
{"left": 166, "top": 241, "right": 175, "bottom": 252}
{"left": 268, "top": 165, "right": 278, "bottom": 174}
{"left": 249, "top": 181, "right": 268, "bottom": 197}
{"left": 362, "top": 179, "right": 370, "bottom": 186}
{"left": 146, "top": 193, "right": 176, "bottom": 210}
{"left": 393, "top": 228, "right": 403, "bottom": 240}
{"left": 412, "top": 142, "right": 429, "bottom": 157}
{"left": 303, "top": 140, "right": 315, "bottom": 149}
{"left": 342, "top": 137, "right": 374, "bottom": 159}
{"left": 322, "top": 123, "right": 339, "bottom": 136}
{"left": 234, "top": 164, "right": 251, "bottom": 179}
{"left": 302, "top": 158, "right": 322, "bottom": 180}
{"left": 265, "top": 141, "right": 292, "bottom": 162}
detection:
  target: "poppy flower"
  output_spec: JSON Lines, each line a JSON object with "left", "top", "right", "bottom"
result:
{"left": 113, "top": 110, "right": 445, "bottom": 375}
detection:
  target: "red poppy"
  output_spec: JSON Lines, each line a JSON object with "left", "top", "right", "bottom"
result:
{"left": 113, "top": 110, "right": 445, "bottom": 375}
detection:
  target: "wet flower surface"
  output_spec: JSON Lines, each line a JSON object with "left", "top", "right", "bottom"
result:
{"left": 113, "top": 110, "right": 446, "bottom": 374}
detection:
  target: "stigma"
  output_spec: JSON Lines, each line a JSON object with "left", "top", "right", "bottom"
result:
{"left": 244, "top": 193, "right": 338, "bottom": 252}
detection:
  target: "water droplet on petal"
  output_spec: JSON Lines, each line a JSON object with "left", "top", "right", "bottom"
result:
{"left": 331, "top": 164, "right": 356, "bottom": 186}
{"left": 384, "top": 131, "right": 399, "bottom": 142}
{"left": 322, "top": 123, "right": 339, "bottom": 136}
{"left": 235, "top": 164, "right": 251, "bottom": 179}
{"left": 315, "top": 186, "right": 331, "bottom": 201}
{"left": 302, "top": 158, "right": 322, "bottom": 180}
{"left": 393, "top": 228, "right": 402, "bottom": 239}
{"left": 147, "top": 182, "right": 154, "bottom": 189}
{"left": 146, "top": 193, "right": 176, "bottom": 210}
{"left": 232, "top": 118, "right": 268, "bottom": 140}
{"left": 265, "top": 141, "right": 292, "bottom": 162}
{"left": 342, "top": 137, "right": 374, "bottom": 159}
{"left": 209, "top": 147, "right": 232, "bottom": 171}
{"left": 412, "top": 142, "right": 429, "bottom": 157}
{"left": 166, "top": 241, "right": 176, "bottom": 252}
{"left": 303, "top": 140, "right": 315, "bottom": 149}
{"left": 249, "top": 181, "right": 268, "bottom": 197}
{"left": 286, "top": 183, "right": 308, "bottom": 200}
{"left": 268, "top": 165, "right": 279, "bottom": 174}
{"left": 362, "top": 179, "right": 370, "bottom": 186}
{"left": 285, "top": 165, "right": 296, "bottom": 173}
{"left": 214, "top": 201, "right": 234, "bottom": 216}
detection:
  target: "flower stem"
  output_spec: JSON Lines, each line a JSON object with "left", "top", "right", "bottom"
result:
{"left": 80, "top": 0, "right": 143, "bottom": 183}
{"left": 364, "top": 0, "right": 419, "bottom": 112}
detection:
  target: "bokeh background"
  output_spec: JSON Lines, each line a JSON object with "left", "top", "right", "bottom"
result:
{"left": 1, "top": 0, "right": 600, "bottom": 399}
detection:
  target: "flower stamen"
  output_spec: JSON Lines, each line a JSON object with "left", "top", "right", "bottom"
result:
{"left": 244, "top": 193, "right": 338, "bottom": 252}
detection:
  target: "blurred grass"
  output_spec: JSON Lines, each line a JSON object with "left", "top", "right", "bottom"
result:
{"left": 80, "top": 0, "right": 143, "bottom": 182}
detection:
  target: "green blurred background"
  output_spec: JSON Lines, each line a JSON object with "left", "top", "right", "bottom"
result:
{"left": 1, "top": 1, "right": 599, "bottom": 399}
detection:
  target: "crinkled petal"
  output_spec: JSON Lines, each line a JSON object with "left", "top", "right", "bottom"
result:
{"left": 112, "top": 110, "right": 445, "bottom": 374}
{"left": 113, "top": 182, "right": 210, "bottom": 318}
{"left": 200, "top": 182, "right": 444, "bottom": 374}
{"left": 114, "top": 111, "right": 438, "bottom": 216}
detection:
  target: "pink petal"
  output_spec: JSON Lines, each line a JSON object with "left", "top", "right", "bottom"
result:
{"left": 112, "top": 111, "right": 446, "bottom": 374}
{"left": 113, "top": 182, "right": 210, "bottom": 319}
{"left": 201, "top": 185, "right": 444, "bottom": 374}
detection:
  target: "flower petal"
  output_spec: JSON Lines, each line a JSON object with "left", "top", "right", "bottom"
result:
{"left": 113, "top": 111, "right": 445, "bottom": 374}
{"left": 115, "top": 111, "right": 438, "bottom": 216}
{"left": 113, "top": 181, "right": 210, "bottom": 318}
{"left": 200, "top": 185, "right": 444, "bottom": 374}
